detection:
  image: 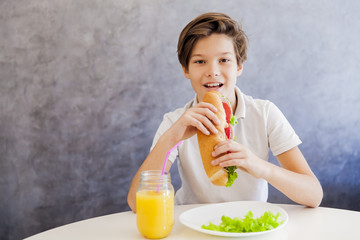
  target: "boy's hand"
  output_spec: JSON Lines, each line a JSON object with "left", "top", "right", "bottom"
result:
{"left": 170, "top": 102, "right": 220, "bottom": 141}
{"left": 210, "top": 140, "right": 269, "bottom": 179}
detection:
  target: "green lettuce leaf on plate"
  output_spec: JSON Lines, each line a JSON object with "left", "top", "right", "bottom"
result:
{"left": 202, "top": 211, "right": 284, "bottom": 233}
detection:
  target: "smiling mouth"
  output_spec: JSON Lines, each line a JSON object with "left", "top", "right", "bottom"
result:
{"left": 204, "top": 83, "right": 223, "bottom": 88}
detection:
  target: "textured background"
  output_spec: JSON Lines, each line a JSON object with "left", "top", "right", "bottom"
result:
{"left": 0, "top": 0, "right": 359, "bottom": 239}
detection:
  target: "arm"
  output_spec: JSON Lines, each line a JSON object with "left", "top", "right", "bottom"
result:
{"left": 211, "top": 142, "right": 323, "bottom": 207}
{"left": 270, "top": 147, "right": 323, "bottom": 207}
{"left": 127, "top": 102, "right": 220, "bottom": 212}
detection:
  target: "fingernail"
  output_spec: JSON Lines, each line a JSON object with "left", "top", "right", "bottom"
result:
{"left": 212, "top": 151, "right": 215, "bottom": 157}
{"left": 211, "top": 160, "right": 216, "bottom": 165}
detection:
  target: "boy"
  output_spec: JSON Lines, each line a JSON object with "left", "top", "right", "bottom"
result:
{"left": 127, "top": 12, "right": 323, "bottom": 212}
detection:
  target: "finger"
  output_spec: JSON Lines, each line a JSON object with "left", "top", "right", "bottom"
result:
{"left": 192, "top": 119, "right": 210, "bottom": 135}
{"left": 213, "top": 152, "right": 238, "bottom": 163}
{"left": 200, "top": 107, "right": 220, "bottom": 125}
{"left": 182, "top": 109, "right": 216, "bottom": 135}
{"left": 187, "top": 108, "right": 219, "bottom": 133}
{"left": 221, "top": 160, "right": 248, "bottom": 174}
{"left": 219, "top": 159, "right": 242, "bottom": 168}
{"left": 193, "top": 113, "right": 218, "bottom": 134}
{"left": 189, "top": 111, "right": 219, "bottom": 135}
{"left": 213, "top": 140, "right": 229, "bottom": 150}
{"left": 212, "top": 140, "right": 236, "bottom": 157}
{"left": 215, "top": 138, "right": 238, "bottom": 148}
{"left": 197, "top": 102, "right": 218, "bottom": 113}
{"left": 194, "top": 104, "right": 220, "bottom": 125}
{"left": 211, "top": 151, "right": 246, "bottom": 165}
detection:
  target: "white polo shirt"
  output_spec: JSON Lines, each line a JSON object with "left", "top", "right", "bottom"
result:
{"left": 150, "top": 87, "right": 301, "bottom": 205}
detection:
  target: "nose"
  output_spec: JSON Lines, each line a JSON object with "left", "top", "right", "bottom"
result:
{"left": 206, "top": 62, "right": 220, "bottom": 78}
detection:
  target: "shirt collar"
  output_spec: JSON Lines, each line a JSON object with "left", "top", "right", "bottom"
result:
{"left": 191, "top": 86, "right": 246, "bottom": 119}
{"left": 234, "top": 86, "right": 246, "bottom": 119}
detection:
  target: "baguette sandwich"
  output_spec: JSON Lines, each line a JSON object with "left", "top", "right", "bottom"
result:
{"left": 197, "top": 91, "right": 238, "bottom": 187}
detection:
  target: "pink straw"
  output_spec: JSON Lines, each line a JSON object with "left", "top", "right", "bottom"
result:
{"left": 161, "top": 141, "right": 183, "bottom": 176}
{"left": 157, "top": 141, "right": 183, "bottom": 193}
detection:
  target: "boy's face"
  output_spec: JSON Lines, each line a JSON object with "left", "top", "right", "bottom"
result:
{"left": 182, "top": 33, "right": 243, "bottom": 107}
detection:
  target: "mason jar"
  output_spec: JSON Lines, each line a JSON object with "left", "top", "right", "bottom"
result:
{"left": 136, "top": 170, "right": 174, "bottom": 239}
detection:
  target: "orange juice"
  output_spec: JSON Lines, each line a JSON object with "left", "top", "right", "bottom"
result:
{"left": 136, "top": 189, "right": 174, "bottom": 239}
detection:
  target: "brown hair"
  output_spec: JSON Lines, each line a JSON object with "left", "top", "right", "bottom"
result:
{"left": 177, "top": 12, "right": 248, "bottom": 71}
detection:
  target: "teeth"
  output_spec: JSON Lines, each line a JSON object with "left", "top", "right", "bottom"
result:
{"left": 205, "top": 83, "right": 222, "bottom": 88}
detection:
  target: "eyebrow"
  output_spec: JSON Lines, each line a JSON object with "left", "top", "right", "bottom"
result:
{"left": 190, "top": 52, "right": 234, "bottom": 58}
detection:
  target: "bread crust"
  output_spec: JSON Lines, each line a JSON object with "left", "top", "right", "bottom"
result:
{"left": 197, "top": 91, "right": 228, "bottom": 186}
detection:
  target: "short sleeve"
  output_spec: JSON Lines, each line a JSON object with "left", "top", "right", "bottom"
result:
{"left": 150, "top": 108, "right": 186, "bottom": 163}
{"left": 267, "top": 102, "right": 302, "bottom": 156}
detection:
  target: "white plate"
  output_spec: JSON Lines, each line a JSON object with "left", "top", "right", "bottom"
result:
{"left": 179, "top": 201, "right": 288, "bottom": 237}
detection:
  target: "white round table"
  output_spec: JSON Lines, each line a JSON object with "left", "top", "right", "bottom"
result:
{"left": 25, "top": 202, "right": 360, "bottom": 240}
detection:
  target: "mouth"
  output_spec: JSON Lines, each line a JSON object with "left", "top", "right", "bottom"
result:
{"left": 203, "top": 82, "right": 224, "bottom": 89}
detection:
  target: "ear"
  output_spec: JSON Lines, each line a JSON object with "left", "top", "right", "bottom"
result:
{"left": 182, "top": 66, "right": 190, "bottom": 79}
{"left": 237, "top": 63, "right": 244, "bottom": 76}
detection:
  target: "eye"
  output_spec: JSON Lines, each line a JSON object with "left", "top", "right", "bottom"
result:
{"left": 220, "top": 58, "right": 230, "bottom": 63}
{"left": 194, "top": 60, "right": 205, "bottom": 64}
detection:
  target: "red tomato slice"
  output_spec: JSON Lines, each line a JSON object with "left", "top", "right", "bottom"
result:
{"left": 222, "top": 102, "right": 231, "bottom": 124}
{"left": 222, "top": 102, "right": 233, "bottom": 139}
{"left": 225, "top": 126, "right": 231, "bottom": 139}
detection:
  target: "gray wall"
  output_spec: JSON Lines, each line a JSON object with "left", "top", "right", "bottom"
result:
{"left": 1, "top": 0, "right": 359, "bottom": 239}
